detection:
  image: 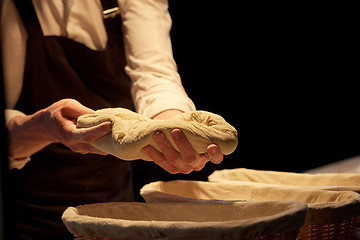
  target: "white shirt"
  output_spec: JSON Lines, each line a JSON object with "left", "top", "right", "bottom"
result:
{"left": 1, "top": 0, "right": 196, "bottom": 168}
{"left": 1, "top": 0, "right": 195, "bottom": 118}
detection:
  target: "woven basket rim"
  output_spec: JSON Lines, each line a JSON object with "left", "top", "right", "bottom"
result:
{"left": 140, "top": 180, "right": 360, "bottom": 224}
{"left": 208, "top": 168, "right": 360, "bottom": 192}
{"left": 62, "top": 201, "right": 307, "bottom": 239}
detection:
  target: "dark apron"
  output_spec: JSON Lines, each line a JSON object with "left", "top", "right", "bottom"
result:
{"left": 10, "top": 0, "right": 134, "bottom": 239}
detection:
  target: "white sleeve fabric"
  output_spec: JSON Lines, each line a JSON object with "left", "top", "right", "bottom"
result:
{"left": 8, "top": 156, "right": 31, "bottom": 170}
{"left": 4, "top": 109, "right": 26, "bottom": 126}
{"left": 2, "top": 0, "right": 196, "bottom": 169}
{"left": 4, "top": 109, "right": 31, "bottom": 169}
{"left": 117, "top": 0, "right": 196, "bottom": 118}
{"left": 2, "top": 0, "right": 195, "bottom": 118}
{"left": 0, "top": 0, "right": 27, "bottom": 109}
{"left": 1, "top": 0, "right": 31, "bottom": 169}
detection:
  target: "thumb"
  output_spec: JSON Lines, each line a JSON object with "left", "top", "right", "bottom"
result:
{"left": 61, "top": 99, "right": 96, "bottom": 119}
{"left": 72, "top": 121, "right": 113, "bottom": 143}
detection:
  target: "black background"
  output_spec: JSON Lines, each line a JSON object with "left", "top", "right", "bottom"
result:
{"left": 132, "top": 1, "right": 359, "bottom": 201}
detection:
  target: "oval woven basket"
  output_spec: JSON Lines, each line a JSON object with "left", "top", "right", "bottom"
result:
{"left": 208, "top": 168, "right": 360, "bottom": 193}
{"left": 140, "top": 180, "right": 360, "bottom": 240}
{"left": 62, "top": 201, "right": 307, "bottom": 240}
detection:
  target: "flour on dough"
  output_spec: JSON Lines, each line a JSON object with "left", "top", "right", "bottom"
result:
{"left": 77, "top": 108, "right": 238, "bottom": 161}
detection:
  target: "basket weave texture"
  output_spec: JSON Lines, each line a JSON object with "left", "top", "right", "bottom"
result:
{"left": 140, "top": 180, "right": 360, "bottom": 240}
{"left": 208, "top": 168, "right": 360, "bottom": 239}
{"left": 62, "top": 201, "right": 307, "bottom": 240}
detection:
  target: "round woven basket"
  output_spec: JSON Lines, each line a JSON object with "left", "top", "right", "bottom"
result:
{"left": 208, "top": 167, "right": 360, "bottom": 238}
{"left": 62, "top": 201, "right": 307, "bottom": 240}
{"left": 208, "top": 168, "right": 360, "bottom": 193}
{"left": 140, "top": 180, "right": 360, "bottom": 240}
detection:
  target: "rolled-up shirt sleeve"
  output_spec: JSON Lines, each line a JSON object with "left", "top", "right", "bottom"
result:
{"left": 4, "top": 109, "right": 31, "bottom": 169}
{"left": 117, "top": 0, "right": 196, "bottom": 118}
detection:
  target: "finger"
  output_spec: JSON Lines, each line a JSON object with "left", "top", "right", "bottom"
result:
{"left": 207, "top": 144, "right": 224, "bottom": 164}
{"left": 171, "top": 129, "right": 212, "bottom": 171}
{"left": 141, "top": 145, "right": 179, "bottom": 174}
{"left": 153, "top": 131, "right": 179, "bottom": 160}
{"left": 171, "top": 129, "right": 201, "bottom": 166}
{"left": 153, "top": 131, "right": 193, "bottom": 174}
{"left": 71, "top": 121, "right": 112, "bottom": 143}
{"left": 61, "top": 99, "right": 96, "bottom": 119}
{"left": 192, "top": 160, "right": 208, "bottom": 171}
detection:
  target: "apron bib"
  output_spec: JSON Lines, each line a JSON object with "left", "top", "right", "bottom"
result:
{"left": 10, "top": 0, "right": 134, "bottom": 239}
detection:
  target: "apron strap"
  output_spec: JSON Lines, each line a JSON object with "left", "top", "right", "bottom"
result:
{"left": 101, "top": 0, "right": 119, "bottom": 11}
{"left": 14, "top": 0, "right": 120, "bottom": 38}
{"left": 13, "top": 0, "right": 43, "bottom": 38}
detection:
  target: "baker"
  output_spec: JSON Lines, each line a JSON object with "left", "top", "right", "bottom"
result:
{"left": 1, "top": 0, "right": 224, "bottom": 239}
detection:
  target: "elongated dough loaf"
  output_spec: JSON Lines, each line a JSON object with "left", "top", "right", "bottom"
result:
{"left": 77, "top": 108, "right": 238, "bottom": 161}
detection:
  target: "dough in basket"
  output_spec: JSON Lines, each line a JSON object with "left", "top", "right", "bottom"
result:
{"left": 77, "top": 108, "right": 238, "bottom": 161}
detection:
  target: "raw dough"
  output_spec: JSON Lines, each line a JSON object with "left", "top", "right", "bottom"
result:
{"left": 77, "top": 108, "right": 238, "bottom": 161}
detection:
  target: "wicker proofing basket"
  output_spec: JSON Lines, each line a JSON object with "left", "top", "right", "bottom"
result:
{"left": 209, "top": 168, "right": 360, "bottom": 237}
{"left": 140, "top": 180, "right": 360, "bottom": 240}
{"left": 62, "top": 201, "right": 307, "bottom": 240}
{"left": 208, "top": 168, "right": 360, "bottom": 193}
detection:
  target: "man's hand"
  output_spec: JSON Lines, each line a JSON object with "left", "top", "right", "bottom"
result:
{"left": 7, "top": 99, "right": 111, "bottom": 159}
{"left": 141, "top": 110, "right": 224, "bottom": 174}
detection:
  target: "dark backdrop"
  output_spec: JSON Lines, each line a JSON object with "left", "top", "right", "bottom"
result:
{"left": 170, "top": 1, "right": 359, "bottom": 169}
{"left": 132, "top": 2, "right": 359, "bottom": 201}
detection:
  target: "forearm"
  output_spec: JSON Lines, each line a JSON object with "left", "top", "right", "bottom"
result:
{"left": 6, "top": 110, "right": 54, "bottom": 159}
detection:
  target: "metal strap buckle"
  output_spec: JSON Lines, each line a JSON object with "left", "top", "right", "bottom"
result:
{"left": 103, "top": 7, "right": 120, "bottom": 19}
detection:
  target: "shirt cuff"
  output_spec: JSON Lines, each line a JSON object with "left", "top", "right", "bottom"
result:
{"left": 5, "top": 109, "right": 31, "bottom": 169}
{"left": 5, "top": 109, "right": 26, "bottom": 126}
{"left": 138, "top": 93, "right": 196, "bottom": 118}
{"left": 8, "top": 156, "right": 31, "bottom": 170}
